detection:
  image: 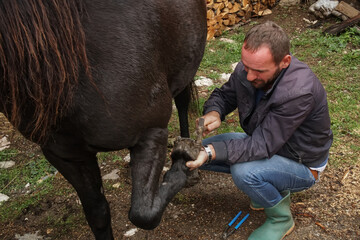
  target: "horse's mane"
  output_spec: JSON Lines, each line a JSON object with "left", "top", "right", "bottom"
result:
{"left": 0, "top": 0, "right": 91, "bottom": 142}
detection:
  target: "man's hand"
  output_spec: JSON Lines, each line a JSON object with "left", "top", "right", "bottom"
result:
{"left": 186, "top": 149, "right": 208, "bottom": 171}
{"left": 198, "top": 111, "right": 221, "bottom": 137}
{"left": 186, "top": 144, "right": 216, "bottom": 171}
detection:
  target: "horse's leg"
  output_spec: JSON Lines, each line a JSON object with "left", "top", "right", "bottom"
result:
{"left": 128, "top": 127, "right": 189, "bottom": 230}
{"left": 41, "top": 141, "right": 113, "bottom": 240}
{"left": 174, "top": 85, "right": 201, "bottom": 187}
{"left": 174, "top": 85, "right": 191, "bottom": 138}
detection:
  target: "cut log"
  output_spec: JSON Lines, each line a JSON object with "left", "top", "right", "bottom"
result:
{"left": 323, "top": 14, "right": 360, "bottom": 35}
{"left": 237, "top": 9, "right": 245, "bottom": 16}
{"left": 258, "top": 9, "right": 272, "bottom": 16}
{"left": 207, "top": 9, "right": 215, "bottom": 19}
{"left": 229, "top": 2, "right": 241, "bottom": 13}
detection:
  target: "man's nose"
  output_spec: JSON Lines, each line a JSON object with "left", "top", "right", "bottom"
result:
{"left": 247, "top": 69, "right": 257, "bottom": 81}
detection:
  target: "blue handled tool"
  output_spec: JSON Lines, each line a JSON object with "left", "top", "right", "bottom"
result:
{"left": 222, "top": 211, "right": 250, "bottom": 239}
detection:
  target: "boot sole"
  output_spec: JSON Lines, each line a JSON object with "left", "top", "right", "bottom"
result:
{"left": 281, "top": 222, "right": 295, "bottom": 240}
{"left": 250, "top": 205, "right": 264, "bottom": 211}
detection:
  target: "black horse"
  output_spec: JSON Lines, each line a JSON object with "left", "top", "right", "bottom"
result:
{"left": 0, "top": 0, "right": 207, "bottom": 239}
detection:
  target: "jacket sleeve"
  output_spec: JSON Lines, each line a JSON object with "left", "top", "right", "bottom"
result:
{"left": 203, "top": 72, "right": 239, "bottom": 120}
{"left": 215, "top": 90, "right": 315, "bottom": 164}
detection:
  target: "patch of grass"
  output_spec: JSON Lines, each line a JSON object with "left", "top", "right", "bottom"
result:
{"left": 207, "top": 71, "right": 221, "bottom": 81}
{"left": 291, "top": 27, "right": 360, "bottom": 60}
{"left": 0, "top": 155, "right": 57, "bottom": 195}
{"left": 173, "top": 192, "right": 192, "bottom": 205}
{"left": 0, "top": 179, "right": 56, "bottom": 222}
{"left": 0, "top": 149, "right": 18, "bottom": 161}
{"left": 198, "top": 31, "right": 245, "bottom": 76}
{"left": 45, "top": 205, "right": 87, "bottom": 238}
{"left": 0, "top": 152, "right": 61, "bottom": 222}
{"left": 97, "top": 152, "right": 124, "bottom": 164}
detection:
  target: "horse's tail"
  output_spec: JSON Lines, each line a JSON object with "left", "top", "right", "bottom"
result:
{"left": 0, "top": 0, "right": 91, "bottom": 142}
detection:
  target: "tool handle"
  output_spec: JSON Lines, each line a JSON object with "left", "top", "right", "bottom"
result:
{"left": 196, "top": 117, "right": 205, "bottom": 142}
{"left": 235, "top": 213, "right": 249, "bottom": 229}
{"left": 228, "top": 211, "right": 242, "bottom": 226}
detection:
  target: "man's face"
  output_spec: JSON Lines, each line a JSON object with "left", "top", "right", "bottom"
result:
{"left": 241, "top": 44, "right": 283, "bottom": 90}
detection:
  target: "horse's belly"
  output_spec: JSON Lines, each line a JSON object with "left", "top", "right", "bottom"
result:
{"left": 75, "top": 87, "right": 173, "bottom": 151}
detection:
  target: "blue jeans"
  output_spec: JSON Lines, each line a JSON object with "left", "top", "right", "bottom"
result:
{"left": 200, "top": 133, "right": 316, "bottom": 208}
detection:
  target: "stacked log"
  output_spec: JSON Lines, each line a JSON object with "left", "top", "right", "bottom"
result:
{"left": 206, "top": 0, "right": 277, "bottom": 40}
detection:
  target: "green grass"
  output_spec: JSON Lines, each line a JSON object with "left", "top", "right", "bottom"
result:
{"left": 0, "top": 148, "right": 84, "bottom": 231}
{"left": 0, "top": 152, "right": 57, "bottom": 195}
{"left": 0, "top": 180, "right": 56, "bottom": 222}
{"left": 0, "top": 150, "right": 59, "bottom": 221}
{"left": 198, "top": 30, "right": 245, "bottom": 76}
{"left": 0, "top": 149, "right": 18, "bottom": 161}
{"left": 97, "top": 151, "right": 124, "bottom": 164}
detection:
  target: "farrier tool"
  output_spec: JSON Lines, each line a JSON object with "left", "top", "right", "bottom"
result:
{"left": 222, "top": 211, "right": 250, "bottom": 239}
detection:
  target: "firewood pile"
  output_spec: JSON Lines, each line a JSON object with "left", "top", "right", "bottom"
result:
{"left": 206, "top": 0, "right": 278, "bottom": 40}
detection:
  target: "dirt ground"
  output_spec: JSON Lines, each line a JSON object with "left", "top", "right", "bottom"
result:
{"left": 1, "top": 2, "right": 360, "bottom": 240}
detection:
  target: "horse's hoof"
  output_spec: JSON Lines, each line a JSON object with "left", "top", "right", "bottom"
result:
{"left": 184, "top": 168, "right": 201, "bottom": 188}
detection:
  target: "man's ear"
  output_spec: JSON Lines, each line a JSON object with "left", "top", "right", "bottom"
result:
{"left": 280, "top": 55, "right": 291, "bottom": 69}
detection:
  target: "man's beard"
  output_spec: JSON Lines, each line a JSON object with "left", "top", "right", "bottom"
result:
{"left": 253, "top": 66, "right": 282, "bottom": 91}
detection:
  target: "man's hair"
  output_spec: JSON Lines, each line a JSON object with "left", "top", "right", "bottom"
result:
{"left": 244, "top": 21, "right": 290, "bottom": 65}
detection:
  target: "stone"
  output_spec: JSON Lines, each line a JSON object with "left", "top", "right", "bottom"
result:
{"left": 219, "top": 38, "right": 235, "bottom": 44}
{"left": 123, "top": 153, "right": 131, "bottom": 163}
{"left": 0, "top": 136, "right": 10, "bottom": 151}
{"left": 102, "top": 169, "right": 120, "bottom": 180}
{"left": 220, "top": 73, "right": 231, "bottom": 82}
{"left": 124, "top": 228, "right": 138, "bottom": 237}
{"left": 0, "top": 161, "right": 15, "bottom": 169}
{"left": 0, "top": 193, "right": 9, "bottom": 204}
{"left": 195, "top": 76, "right": 214, "bottom": 87}
{"left": 15, "top": 231, "right": 46, "bottom": 240}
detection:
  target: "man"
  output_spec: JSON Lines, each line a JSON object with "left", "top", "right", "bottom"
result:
{"left": 186, "top": 21, "right": 333, "bottom": 239}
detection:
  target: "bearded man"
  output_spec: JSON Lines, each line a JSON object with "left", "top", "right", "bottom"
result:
{"left": 186, "top": 21, "right": 333, "bottom": 239}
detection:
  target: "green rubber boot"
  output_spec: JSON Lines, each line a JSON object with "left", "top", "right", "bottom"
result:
{"left": 248, "top": 191, "right": 294, "bottom": 240}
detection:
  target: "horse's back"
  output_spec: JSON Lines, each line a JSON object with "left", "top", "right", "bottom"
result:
{"left": 69, "top": 0, "right": 207, "bottom": 149}
{"left": 83, "top": 0, "right": 206, "bottom": 96}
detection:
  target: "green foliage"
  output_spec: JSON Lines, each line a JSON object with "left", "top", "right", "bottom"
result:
{"left": 0, "top": 154, "right": 57, "bottom": 195}
{"left": 97, "top": 152, "right": 124, "bottom": 164}
{"left": 0, "top": 150, "right": 60, "bottom": 221}
{"left": 173, "top": 192, "right": 192, "bottom": 205}
{"left": 0, "top": 149, "right": 18, "bottom": 161}
{"left": 0, "top": 180, "right": 56, "bottom": 222}
{"left": 342, "top": 49, "right": 360, "bottom": 69}
{"left": 291, "top": 27, "right": 360, "bottom": 60}
{"left": 44, "top": 205, "right": 86, "bottom": 238}
{"left": 198, "top": 31, "right": 245, "bottom": 76}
